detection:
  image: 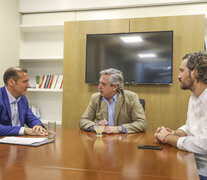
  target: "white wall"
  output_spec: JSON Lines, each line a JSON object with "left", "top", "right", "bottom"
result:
{"left": 0, "top": 0, "right": 20, "bottom": 86}
{"left": 20, "top": 2, "right": 207, "bottom": 37}
{"left": 19, "top": 0, "right": 207, "bottom": 13}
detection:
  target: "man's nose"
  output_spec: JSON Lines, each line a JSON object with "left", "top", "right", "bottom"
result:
{"left": 26, "top": 82, "right": 30, "bottom": 88}
{"left": 177, "top": 73, "right": 181, "bottom": 80}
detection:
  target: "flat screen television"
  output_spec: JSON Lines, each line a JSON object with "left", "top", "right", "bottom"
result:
{"left": 85, "top": 31, "right": 173, "bottom": 85}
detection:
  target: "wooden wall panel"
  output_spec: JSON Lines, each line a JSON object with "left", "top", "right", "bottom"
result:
{"left": 63, "top": 15, "right": 205, "bottom": 132}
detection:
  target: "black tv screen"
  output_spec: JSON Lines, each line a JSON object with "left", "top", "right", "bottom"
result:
{"left": 85, "top": 31, "right": 173, "bottom": 85}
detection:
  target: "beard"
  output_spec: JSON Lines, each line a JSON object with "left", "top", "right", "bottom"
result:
{"left": 179, "top": 77, "right": 194, "bottom": 90}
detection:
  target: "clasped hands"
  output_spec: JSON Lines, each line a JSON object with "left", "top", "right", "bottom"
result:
{"left": 154, "top": 126, "right": 174, "bottom": 144}
{"left": 24, "top": 125, "right": 48, "bottom": 136}
{"left": 94, "top": 119, "right": 119, "bottom": 134}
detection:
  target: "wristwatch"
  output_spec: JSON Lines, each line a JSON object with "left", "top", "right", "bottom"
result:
{"left": 117, "top": 125, "right": 123, "bottom": 133}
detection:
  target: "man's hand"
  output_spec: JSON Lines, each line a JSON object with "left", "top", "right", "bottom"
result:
{"left": 97, "top": 119, "right": 108, "bottom": 126}
{"left": 155, "top": 126, "right": 169, "bottom": 134}
{"left": 155, "top": 126, "right": 184, "bottom": 147}
{"left": 155, "top": 128, "right": 171, "bottom": 143}
{"left": 32, "top": 125, "right": 47, "bottom": 134}
{"left": 103, "top": 126, "right": 119, "bottom": 134}
{"left": 155, "top": 126, "right": 165, "bottom": 143}
{"left": 24, "top": 125, "right": 48, "bottom": 136}
{"left": 92, "top": 119, "right": 108, "bottom": 131}
{"left": 154, "top": 126, "right": 173, "bottom": 143}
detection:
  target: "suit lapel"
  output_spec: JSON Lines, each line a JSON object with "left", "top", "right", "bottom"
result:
{"left": 114, "top": 92, "right": 124, "bottom": 126}
{"left": 2, "top": 87, "right": 12, "bottom": 120}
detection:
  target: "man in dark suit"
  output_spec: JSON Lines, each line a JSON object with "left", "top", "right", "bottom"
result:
{"left": 0, "top": 67, "right": 47, "bottom": 136}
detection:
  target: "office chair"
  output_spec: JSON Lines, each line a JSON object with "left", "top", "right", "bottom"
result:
{"left": 139, "top": 99, "right": 145, "bottom": 111}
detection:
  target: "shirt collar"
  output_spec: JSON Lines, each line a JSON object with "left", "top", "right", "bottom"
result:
{"left": 5, "top": 86, "right": 21, "bottom": 104}
{"left": 103, "top": 92, "right": 119, "bottom": 103}
{"left": 191, "top": 87, "right": 207, "bottom": 105}
{"left": 198, "top": 87, "right": 207, "bottom": 100}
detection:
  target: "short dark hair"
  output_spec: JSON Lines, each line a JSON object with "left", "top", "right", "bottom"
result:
{"left": 3, "top": 67, "right": 28, "bottom": 85}
{"left": 182, "top": 51, "right": 207, "bottom": 83}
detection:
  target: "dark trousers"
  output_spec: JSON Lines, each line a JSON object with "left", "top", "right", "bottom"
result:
{"left": 200, "top": 175, "right": 207, "bottom": 180}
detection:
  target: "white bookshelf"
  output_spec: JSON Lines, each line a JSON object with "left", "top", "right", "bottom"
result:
{"left": 20, "top": 23, "right": 64, "bottom": 126}
{"left": 20, "top": 24, "right": 64, "bottom": 32}
{"left": 28, "top": 88, "right": 62, "bottom": 92}
{"left": 19, "top": 56, "right": 63, "bottom": 61}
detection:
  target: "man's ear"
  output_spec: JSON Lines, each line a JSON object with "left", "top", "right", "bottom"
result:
{"left": 112, "top": 84, "right": 118, "bottom": 91}
{"left": 8, "top": 78, "right": 15, "bottom": 87}
{"left": 191, "top": 69, "right": 197, "bottom": 79}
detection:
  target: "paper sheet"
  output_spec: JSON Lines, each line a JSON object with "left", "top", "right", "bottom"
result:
{"left": 0, "top": 137, "right": 47, "bottom": 145}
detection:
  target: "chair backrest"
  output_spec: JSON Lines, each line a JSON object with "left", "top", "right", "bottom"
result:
{"left": 139, "top": 99, "right": 145, "bottom": 111}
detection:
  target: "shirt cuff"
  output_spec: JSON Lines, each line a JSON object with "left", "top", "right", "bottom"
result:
{"left": 89, "top": 125, "right": 94, "bottom": 132}
{"left": 178, "top": 125, "right": 188, "bottom": 135}
{"left": 122, "top": 125, "right": 128, "bottom": 133}
{"left": 177, "top": 136, "right": 187, "bottom": 151}
{"left": 19, "top": 127, "right": 25, "bottom": 135}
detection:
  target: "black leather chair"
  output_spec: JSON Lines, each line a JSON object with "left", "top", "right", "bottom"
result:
{"left": 139, "top": 99, "right": 145, "bottom": 111}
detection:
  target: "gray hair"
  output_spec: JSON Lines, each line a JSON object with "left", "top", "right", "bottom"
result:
{"left": 99, "top": 68, "right": 124, "bottom": 91}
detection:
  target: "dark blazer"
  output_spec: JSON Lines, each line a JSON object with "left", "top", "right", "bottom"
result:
{"left": 0, "top": 86, "right": 44, "bottom": 136}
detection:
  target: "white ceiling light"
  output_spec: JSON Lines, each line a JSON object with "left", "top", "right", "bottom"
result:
{"left": 120, "top": 36, "right": 143, "bottom": 43}
{"left": 138, "top": 53, "right": 157, "bottom": 58}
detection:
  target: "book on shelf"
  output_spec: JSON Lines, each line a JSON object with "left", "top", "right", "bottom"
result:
{"left": 60, "top": 80, "right": 63, "bottom": 89}
{"left": 50, "top": 75, "right": 57, "bottom": 89}
{"left": 39, "top": 75, "right": 46, "bottom": 88}
{"left": 48, "top": 75, "right": 54, "bottom": 88}
{"left": 55, "top": 75, "right": 63, "bottom": 89}
{"left": 30, "top": 105, "right": 41, "bottom": 119}
{"left": 43, "top": 75, "right": 50, "bottom": 88}
{"left": 53, "top": 75, "right": 59, "bottom": 89}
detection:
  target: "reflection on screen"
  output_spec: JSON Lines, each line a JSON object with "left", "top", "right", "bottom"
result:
{"left": 86, "top": 31, "right": 173, "bottom": 85}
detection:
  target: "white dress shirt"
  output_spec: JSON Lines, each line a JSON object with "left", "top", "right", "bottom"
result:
{"left": 177, "top": 88, "right": 207, "bottom": 176}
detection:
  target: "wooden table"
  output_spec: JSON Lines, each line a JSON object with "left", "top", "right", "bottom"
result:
{"left": 0, "top": 129, "right": 199, "bottom": 180}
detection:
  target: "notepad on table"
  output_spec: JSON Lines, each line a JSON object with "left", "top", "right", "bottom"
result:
{"left": 0, "top": 137, "right": 54, "bottom": 146}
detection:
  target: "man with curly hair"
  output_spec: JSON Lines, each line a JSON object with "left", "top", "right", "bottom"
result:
{"left": 155, "top": 51, "right": 207, "bottom": 180}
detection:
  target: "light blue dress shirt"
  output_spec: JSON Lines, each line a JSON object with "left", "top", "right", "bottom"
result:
{"left": 5, "top": 87, "right": 25, "bottom": 135}
{"left": 89, "top": 93, "right": 127, "bottom": 133}
{"left": 103, "top": 93, "right": 118, "bottom": 126}
{"left": 103, "top": 93, "right": 127, "bottom": 133}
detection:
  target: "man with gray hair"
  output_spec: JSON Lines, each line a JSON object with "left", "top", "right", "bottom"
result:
{"left": 79, "top": 68, "right": 147, "bottom": 134}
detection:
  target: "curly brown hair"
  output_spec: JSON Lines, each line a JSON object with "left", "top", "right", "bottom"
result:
{"left": 182, "top": 51, "right": 207, "bottom": 84}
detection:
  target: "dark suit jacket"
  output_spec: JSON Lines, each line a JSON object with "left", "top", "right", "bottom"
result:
{"left": 0, "top": 86, "right": 44, "bottom": 136}
{"left": 79, "top": 90, "right": 147, "bottom": 133}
